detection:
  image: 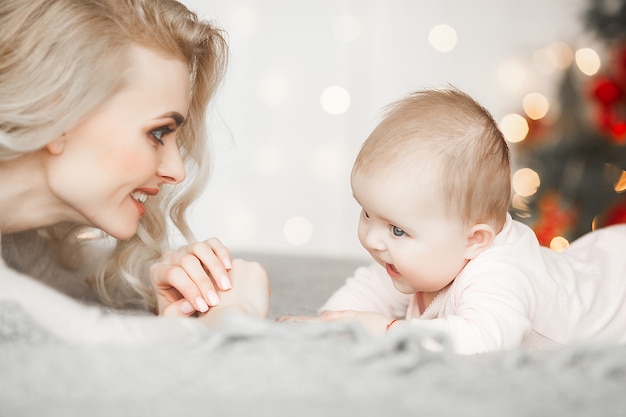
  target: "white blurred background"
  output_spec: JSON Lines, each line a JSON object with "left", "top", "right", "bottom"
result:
{"left": 178, "top": 0, "right": 599, "bottom": 259}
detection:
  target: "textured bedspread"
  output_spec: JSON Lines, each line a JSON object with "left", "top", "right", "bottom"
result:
{"left": 1, "top": 253, "right": 625, "bottom": 416}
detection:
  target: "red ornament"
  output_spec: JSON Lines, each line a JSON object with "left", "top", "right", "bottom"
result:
{"left": 588, "top": 44, "right": 626, "bottom": 144}
{"left": 592, "top": 77, "right": 623, "bottom": 105}
{"left": 611, "top": 122, "right": 626, "bottom": 142}
{"left": 603, "top": 200, "right": 626, "bottom": 227}
{"left": 532, "top": 193, "right": 576, "bottom": 246}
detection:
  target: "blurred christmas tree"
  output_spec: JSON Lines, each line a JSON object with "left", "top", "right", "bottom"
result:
{"left": 509, "top": 0, "right": 626, "bottom": 248}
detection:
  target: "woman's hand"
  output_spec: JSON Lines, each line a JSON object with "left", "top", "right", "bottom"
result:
{"left": 150, "top": 237, "right": 233, "bottom": 316}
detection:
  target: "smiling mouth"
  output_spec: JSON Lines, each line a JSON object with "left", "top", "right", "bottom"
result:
{"left": 385, "top": 263, "right": 401, "bottom": 279}
{"left": 130, "top": 191, "right": 148, "bottom": 203}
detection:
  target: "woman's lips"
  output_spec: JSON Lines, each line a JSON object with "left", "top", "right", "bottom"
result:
{"left": 385, "top": 263, "right": 401, "bottom": 279}
{"left": 131, "top": 197, "right": 146, "bottom": 216}
{"left": 130, "top": 187, "right": 158, "bottom": 217}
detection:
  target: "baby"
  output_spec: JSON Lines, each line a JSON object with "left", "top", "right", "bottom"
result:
{"left": 317, "top": 87, "right": 626, "bottom": 355}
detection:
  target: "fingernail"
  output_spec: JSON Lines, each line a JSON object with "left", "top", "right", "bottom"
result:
{"left": 219, "top": 275, "right": 232, "bottom": 290}
{"left": 206, "top": 290, "right": 220, "bottom": 306}
{"left": 223, "top": 258, "right": 232, "bottom": 270}
{"left": 196, "top": 296, "right": 209, "bottom": 312}
{"left": 180, "top": 300, "right": 195, "bottom": 314}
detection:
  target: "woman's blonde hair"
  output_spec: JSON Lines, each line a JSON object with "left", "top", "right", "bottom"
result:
{"left": 0, "top": 0, "right": 228, "bottom": 309}
{"left": 353, "top": 87, "right": 511, "bottom": 231}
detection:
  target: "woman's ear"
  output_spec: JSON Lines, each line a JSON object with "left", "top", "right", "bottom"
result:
{"left": 465, "top": 223, "right": 496, "bottom": 259}
{"left": 46, "top": 134, "right": 66, "bottom": 155}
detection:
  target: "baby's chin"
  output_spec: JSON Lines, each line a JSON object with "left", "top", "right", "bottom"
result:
{"left": 390, "top": 277, "right": 418, "bottom": 295}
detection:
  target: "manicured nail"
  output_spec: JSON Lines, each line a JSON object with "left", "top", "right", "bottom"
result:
{"left": 206, "top": 290, "right": 220, "bottom": 306}
{"left": 219, "top": 275, "right": 232, "bottom": 290}
{"left": 180, "top": 300, "right": 195, "bottom": 314}
{"left": 223, "top": 258, "right": 232, "bottom": 270}
{"left": 196, "top": 296, "right": 209, "bottom": 312}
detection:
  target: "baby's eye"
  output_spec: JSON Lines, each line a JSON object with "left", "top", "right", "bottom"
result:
{"left": 391, "top": 225, "right": 405, "bottom": 237}
{"left": 150, "top": 126, "right": 173, "bottom": 146}
{"left": 362, "top": 210, "right": 370, "bottom": 219}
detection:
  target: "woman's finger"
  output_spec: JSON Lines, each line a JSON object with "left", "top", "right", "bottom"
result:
{"left": 189, "top": 241, "right": 232, "bottom": 291}
{"left": 161, "top": 298, "right": 198, "bottom": 317}
{"left": 177, "top": 252, "right": 221, "bottom": 306}
{"left": 162, "top": 264, "right": 211, "bottom": 313}
{"left": 204, "top": 237, "right": 232, "bottom": 270}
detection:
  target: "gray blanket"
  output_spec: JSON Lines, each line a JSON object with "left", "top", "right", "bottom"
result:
{"left": 2, "top": 253, "right": 625, "bottom": 416}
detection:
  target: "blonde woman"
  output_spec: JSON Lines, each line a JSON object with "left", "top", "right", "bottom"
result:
{"left": 0, "top": 0, "right": 269, "bottom": 344}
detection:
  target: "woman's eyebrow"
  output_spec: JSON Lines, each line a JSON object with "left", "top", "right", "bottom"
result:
{"left": 157, "top": 111, "right": 186, "bottom": 127}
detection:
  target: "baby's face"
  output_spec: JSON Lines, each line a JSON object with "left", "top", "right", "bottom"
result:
{"left": 351, "top": 167, "right": 472, "bottom": 297}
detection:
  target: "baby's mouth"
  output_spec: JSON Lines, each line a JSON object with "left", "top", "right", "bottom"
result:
{"left": 385, "top": 263, "right": 401, "bottom": 278}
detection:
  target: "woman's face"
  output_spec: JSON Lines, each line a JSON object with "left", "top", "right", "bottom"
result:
{"left": 46, "top": 46, "right": 191, "bottom": 240}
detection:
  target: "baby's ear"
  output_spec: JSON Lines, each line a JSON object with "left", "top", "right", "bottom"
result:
{"left": 465, "top": 223, "right": 495, "bottom": 259}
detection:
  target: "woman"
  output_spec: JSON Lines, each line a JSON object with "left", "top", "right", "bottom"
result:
{"left": 0, "top": 0, "right": 269, "bottom": 344}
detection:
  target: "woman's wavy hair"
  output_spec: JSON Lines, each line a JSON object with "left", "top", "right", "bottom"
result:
{"left": 0, "top": 0, "right": 228, "bottom": 309}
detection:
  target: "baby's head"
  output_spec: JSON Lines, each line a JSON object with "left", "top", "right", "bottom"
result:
{"left": 351, "top": 87, "right": 511, "bottom": 295}
{"left": 352, "top": 87, "right": 511, "bottom": 233}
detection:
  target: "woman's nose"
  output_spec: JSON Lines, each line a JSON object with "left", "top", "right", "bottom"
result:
{"left": 157, "top": 140, "right": 186, "bottom": 184}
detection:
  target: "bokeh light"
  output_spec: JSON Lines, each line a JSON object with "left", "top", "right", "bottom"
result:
{"left": 575, "top": 47, "right": 601, "bottom": 76}
{"left": 533, "top": 42, "right": 574, "bottom": 74}
{"left": 511, "top": 194, "right": 530, "bottom": 217}
{"left": 499, "top": 113, "right": 529, "bottom": 143}
{"left": 320, "top": 85, "right": 351, "bottom": 115}
{"left": 523, "top": 92, "right": 550, "bottom": 120}
{"left": 497, "top": 59, "right": 527, "bottom": 93}
{"left": 512, "top": 168, "right": 541, "bottom": 197}
{"left": 333, "top": 14, "right": 361, "bottom": 43}
{"left": 614, "top": 170, "right": 626, "bottom": 193}
{"left": 549, "top": 236, "right": 570, "bottom": 252}
{"left": 428, "top": 24, "right": 457, "bottom": 52}
{"left": 283, "top": 216, "right": 313, "bottom": 245}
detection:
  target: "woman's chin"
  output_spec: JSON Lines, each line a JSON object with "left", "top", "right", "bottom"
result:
{"left": 104, "top": 223, "right": 138, "bottom": 241}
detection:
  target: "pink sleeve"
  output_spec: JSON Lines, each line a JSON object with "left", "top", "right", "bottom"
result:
{"left": 318, "top": 262, "right": 411, "bottom": 318}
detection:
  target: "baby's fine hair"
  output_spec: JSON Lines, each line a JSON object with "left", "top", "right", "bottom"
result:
{"left": 0, "top": 0, "right": 228, "bottom": 309}
{"left": 353, "top": 87, "right": 511, "bottom": 230}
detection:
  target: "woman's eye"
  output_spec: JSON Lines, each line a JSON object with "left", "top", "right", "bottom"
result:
{"left": 391, "top": 225, "right": 405, "bottom": 237}
{"left": 150, "top": 126, "right": 173, "bottom": 146}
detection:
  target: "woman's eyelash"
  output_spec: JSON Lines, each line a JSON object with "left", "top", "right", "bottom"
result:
{"left": 150, "top": 126, "right": 174, "bottom": 145}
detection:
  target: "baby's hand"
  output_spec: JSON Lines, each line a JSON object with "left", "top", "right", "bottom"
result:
{"left": 319, "top": 310, "right": 398, "bottom": 337}
{"left": 278, "top": 311, "right": 399, "bottom": 337}
{"left": 150, "top": 237, "right": 232, "bottom": 316}
{"left": 275, "top": 315, "right": 321, "bottom": 324}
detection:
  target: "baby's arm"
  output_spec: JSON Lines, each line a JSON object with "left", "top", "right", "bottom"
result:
{"left": 277, "top": 263, "right": 408, "bottom": 327}
{"left": 319, "top": 262, "right": 410, "bottom": 318}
